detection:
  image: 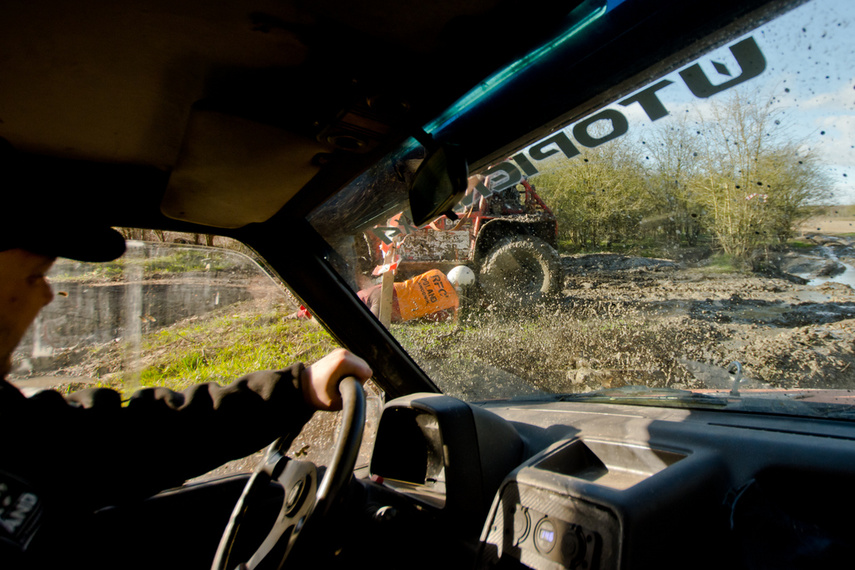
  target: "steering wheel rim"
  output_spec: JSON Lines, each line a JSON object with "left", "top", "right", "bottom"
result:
{"left": 211, "top": 376, "right": 366, "bottom": 570}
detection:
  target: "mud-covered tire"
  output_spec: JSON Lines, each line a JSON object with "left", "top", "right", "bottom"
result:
{"left": 479, "top": 236, "right": 562, "bottom": 307}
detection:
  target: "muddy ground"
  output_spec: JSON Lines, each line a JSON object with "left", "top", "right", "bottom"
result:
{"left": 550, "top": 235, "right": 855, "bottom": 392}
{"left": 565, "top": 267, "right": 854, "bottom": 386}
{"left": 413, "top": 234, "right": 855, "bottom": 400}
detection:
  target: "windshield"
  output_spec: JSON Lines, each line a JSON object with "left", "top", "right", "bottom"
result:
{"left": 310, "top": 0, "right": 855, "bottom": 416}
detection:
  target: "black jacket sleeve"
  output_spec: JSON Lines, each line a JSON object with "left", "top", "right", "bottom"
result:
{"left": 0, "top": 366, "right": 315, "bottom": 519}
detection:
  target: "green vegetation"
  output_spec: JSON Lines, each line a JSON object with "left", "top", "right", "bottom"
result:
{"left": 806, "top": 204, "right": 855, "bottom": 217}
{"left": 392, "top": 308, "right": 721, "bottom": 395}
{"left": 51, "top": 248, "right": 245, "bottom": 282}
{"left": 139, "top": 316, "right": 336, "bottom": 390}
{"left": 534, "top": 93, "right": 834, "bottom": 261}
{"left": 96, "top": 302, "right": 338, "bottom": 393}
{"left": 704, "top": 253, "right": 742, "bottom": 273}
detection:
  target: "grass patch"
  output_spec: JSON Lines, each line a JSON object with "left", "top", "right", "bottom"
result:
{"left": 83, "top": 300, "right": 338, "bottom": 393}
{"left": 388, "top": 307, "right": 713, "bottom": 399}
{"left": 703, "top": 253, "right": 743, "bottom": 274}
{"left": 51, "top": 249, "right": 246, "bottom": 283}
{"left": 558, "top": 237, "right": 712, "bottom": 261}
{"left": 138, "top": 313, "right": 337, "bottom": 390}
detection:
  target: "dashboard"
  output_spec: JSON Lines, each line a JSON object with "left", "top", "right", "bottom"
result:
{"left": 367, "top": 393, "right": 855, "bottom": 569}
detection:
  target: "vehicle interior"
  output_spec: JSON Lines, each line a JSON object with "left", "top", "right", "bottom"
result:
{"left": 4, "top": 0, "right": 855, "bottom": 568}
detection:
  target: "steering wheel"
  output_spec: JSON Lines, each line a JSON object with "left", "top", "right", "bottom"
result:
{"left": 211, "top": 376, "right": 366, "bottom": 570}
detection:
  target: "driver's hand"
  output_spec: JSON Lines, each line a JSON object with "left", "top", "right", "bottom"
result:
{"left": 300, "top": 348, "right": 373, "bottom": 411}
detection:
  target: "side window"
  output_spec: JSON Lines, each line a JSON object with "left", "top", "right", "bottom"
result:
{"left": 9, "top": 238, "right": 382, "bottom": 478}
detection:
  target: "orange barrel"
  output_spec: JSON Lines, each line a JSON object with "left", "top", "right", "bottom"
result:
{"left": 393, "top": 269, "right": 459, "bottom": 322}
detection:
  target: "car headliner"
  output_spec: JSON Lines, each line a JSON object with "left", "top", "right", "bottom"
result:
{"left": 1, "top": 0, "right": 587, "bottom": 229}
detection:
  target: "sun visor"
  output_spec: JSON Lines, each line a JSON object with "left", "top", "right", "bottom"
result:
{"left": 161, "top": 109, "right": 326, "bottom": 228}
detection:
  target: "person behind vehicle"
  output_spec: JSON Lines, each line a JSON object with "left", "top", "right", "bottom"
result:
{"left": 0, "top": 205, "right": 372, "bottom": 567}
{"left": 357, "top": 266, "right": 474, "bottom": 322}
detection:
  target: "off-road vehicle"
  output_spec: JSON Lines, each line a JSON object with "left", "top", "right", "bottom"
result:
{"left": 367, "top": 178, "right": 562, "bottom": 308}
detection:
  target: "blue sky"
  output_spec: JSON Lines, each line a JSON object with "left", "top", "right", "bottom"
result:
{"left": 633, "top": 0, "right": 855, "bottom": 203}
{"left": 749, "top": 0, "right": 855, "bottom": 202}
{"left": 525, "top": 0, "right": 855, "bottom": 204}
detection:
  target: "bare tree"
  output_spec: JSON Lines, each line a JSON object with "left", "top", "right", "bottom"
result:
{"left": 536, "top": 139, "right": 648, "bottom": 250}
{"left": 641, "top": 116, "right": 705, "bottom": 246}
{"left": 689, "top": 92, "right": 832, "bottom": 257}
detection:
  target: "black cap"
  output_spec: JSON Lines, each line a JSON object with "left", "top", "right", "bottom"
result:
{"left": 1, "top": 138, "right": 127, "bottom": 262}
{"left": 1, "top": 219, "right": 126, "bottom": 262}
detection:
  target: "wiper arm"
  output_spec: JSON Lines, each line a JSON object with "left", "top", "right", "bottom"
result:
{"left": 554, "top": 386, "right": 855, "bottom": 420}
{"left": 555, "top": 385, "right": 728, "bottom": 408}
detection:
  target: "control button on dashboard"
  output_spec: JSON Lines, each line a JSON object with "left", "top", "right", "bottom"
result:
{"left": 534, "top": 519, "right": 557, "bottom": 554}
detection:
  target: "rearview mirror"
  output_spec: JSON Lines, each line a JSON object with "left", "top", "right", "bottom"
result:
{"left": 408, "top": 143, "right": 469, "bottom": 226}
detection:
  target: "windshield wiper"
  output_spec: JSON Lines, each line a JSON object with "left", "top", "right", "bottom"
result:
{"left": 551, "top": 386, "right": 855, "bottom": 420}
{"left": 554, "top": 386, "right": 728, "bottom": 409}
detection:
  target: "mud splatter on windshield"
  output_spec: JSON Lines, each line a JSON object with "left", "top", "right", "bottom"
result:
{"left": 312, "top": 0, "right": 855, "bottom": 412}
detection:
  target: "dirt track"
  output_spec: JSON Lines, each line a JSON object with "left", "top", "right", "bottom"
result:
{"left": 560, "top": 254, "right": 855, "bottom": 391}
{"left": 417, "top": 237, "right": 855, "bottom": 400}
{"left": 799, "top": 216, "right": 855, "bottom": 235}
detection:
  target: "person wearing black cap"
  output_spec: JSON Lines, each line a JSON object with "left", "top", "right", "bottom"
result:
{"left": 0, "top": 223, "right": 372, "bottom": 566}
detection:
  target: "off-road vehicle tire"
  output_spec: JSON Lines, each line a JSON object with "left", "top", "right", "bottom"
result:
{"left": 479, "top": 235, "right": 562, "bottom": 308}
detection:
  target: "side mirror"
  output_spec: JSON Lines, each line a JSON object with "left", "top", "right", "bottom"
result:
{"left": 408, "top": 142, "right": 469, "bottom": 226}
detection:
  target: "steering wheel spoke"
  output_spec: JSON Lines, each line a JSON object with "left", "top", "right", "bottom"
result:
{"left": 211, "top": 377, "right": 366, "bottom": 570}
{"left": 247, "top": 460, "right": 318, "bottom": 568}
